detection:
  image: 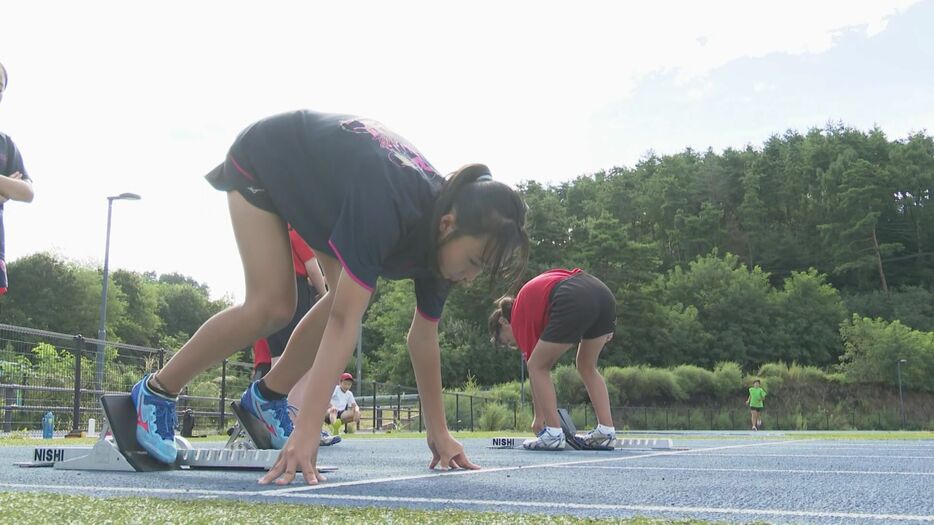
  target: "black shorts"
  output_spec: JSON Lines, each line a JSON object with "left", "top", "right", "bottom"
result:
{"left": 266, "top": 276, "right": 319, "bottom": 358}
{"left": 750, "top": 406, "right": 763, "bottom": 412}
{"left": 205, "top": 141, "right": 278, "bottom": 214}
{"left": 325, "top": 409, "right": 348, "bottom": 424}
{"left": 540, "top": 272, "right": 617, "bottom": 345}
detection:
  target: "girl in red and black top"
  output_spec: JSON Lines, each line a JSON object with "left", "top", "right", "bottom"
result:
{"left": 489, "top": 269, "right": 616, "bottom": 450}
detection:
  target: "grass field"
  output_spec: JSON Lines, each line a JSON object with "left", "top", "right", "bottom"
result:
{"left": 0, "top": 492, "right": 723, "bottom": 525}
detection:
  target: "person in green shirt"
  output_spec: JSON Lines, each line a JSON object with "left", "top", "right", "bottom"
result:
{"left": 746, "top": 380, "right": 767, "bottom": 430}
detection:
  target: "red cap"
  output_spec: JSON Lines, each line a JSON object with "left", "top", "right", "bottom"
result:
{"left": 340, "top": 372, "right": 354, "bottom": 382}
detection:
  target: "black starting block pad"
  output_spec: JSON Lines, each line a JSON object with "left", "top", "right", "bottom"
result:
{"left": 101, "top": 394, "right": 176, "bottom": 471}
{"left": 17, "top": 394, "right": 337, "bottom": 473}
{"left": 230, "top": 401, "right": 273, "bottom": 450}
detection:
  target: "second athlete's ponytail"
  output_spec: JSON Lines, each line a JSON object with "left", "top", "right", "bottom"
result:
{"left": 487, "top": 296, "right": 515, "bottom": 345}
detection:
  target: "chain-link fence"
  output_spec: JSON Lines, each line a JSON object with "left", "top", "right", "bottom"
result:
{"left": 352, "top": 382, "right": 522, "bottom": 434}
{"left": 0, "top": 323, "right": 251, "bottom": 436}
{"left": 0, "top": 323, "right": 513, "bottom": 437}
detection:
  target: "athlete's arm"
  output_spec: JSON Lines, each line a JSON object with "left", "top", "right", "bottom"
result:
{"left": 407, "top": 310, "right": 479, "bottom": 470}
{"left": 0, "top": 172, "right": 33, "bottom": 202}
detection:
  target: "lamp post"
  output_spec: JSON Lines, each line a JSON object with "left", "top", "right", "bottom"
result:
{"left": 896, "top": 359, "right": 907, "bottom": 429}
{"left": 96, "top": 193, "right": 141, "bottom": 391}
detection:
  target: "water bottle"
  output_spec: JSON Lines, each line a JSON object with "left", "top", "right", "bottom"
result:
{"left": 42, "top": 412, "right": 54, "bottom": 439}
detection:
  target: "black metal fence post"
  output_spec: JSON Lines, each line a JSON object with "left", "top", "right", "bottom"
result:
{"left": 470, "top": 395, "right": 474, "bottom": 432}
{"left": 2, "top": 386, "right": 12, "bottom": 432}
{"left": 372, "top": 381, "right": 377, "bottom": 434}
{"left": 455, "top": 393, "right": 460, "bottom": 431}
{"left": 69, "top": 335, "right": 85, "bottom": 436}
{"left": 158, "top": 348, "right": 165, "bottom": 368}
{"left": 219, "top": 359, "right": 227, "bottom": 430}
{"left": 418, "top": 397, "right": 423, "bottom": 432}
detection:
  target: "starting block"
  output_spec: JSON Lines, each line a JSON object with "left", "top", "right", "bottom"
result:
{"left": 17, "top": 394, "right": 337, "bottom": 473}
{"left": 488, "top": 409, "right": 674, "bottom": 451}
{"left": 228, "top": 401, "right": 273, "bottom": 450}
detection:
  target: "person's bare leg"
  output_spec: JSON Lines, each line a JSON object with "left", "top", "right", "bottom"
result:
{"left": 262, "top": 254, "right": 341, "bottom": 399}
{"left": 155, "top": 192, "right": 294, "bottom": 393}
{"left": 526, "top": 341, "right": 573, "bottom": 429}
{"left": 340, "top": 410, "right": 357, "bottom": 425}
{"left": 527, "top": 369, "right": 544, "bottom": 434}
{"left": 751, "top": 410, "right": 757, "bottom": 429}
{"left": 575, "top": 334, "right": 613, "bottom": 427}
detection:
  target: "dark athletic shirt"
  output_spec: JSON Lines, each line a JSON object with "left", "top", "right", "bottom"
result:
{"left": 227, "top": 110, "right": 450, "bottom": 320}
{"left": 0, "top": 132, "right": 31, "bottom": 293}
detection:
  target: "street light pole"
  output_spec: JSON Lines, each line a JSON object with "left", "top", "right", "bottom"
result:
{"left": 96, "top": 193, "right": 141, "bottom": 391}
{"left": 896, "top": 359, "right": 907, "bottom": 429}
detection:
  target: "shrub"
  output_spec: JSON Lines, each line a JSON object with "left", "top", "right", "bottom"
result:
{"left": 672, "top": 365, "right": 717, "bottom": 400}
{"left": 476, "top": 403, "right": 512, "bottom": 431}
{"left": 552, "top": 365, "right": 587, "bottom": 405}
{"left": 712, "top": 362, "right": 743, "bottom": 400}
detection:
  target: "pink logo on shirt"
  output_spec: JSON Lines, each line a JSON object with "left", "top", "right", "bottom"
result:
{"left": 340, "top": 118, "right": 439, "bottom": 177}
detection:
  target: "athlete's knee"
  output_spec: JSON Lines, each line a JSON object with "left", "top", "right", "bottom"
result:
{"left": 243, "top": 297, "right": 295, "bottom": 332}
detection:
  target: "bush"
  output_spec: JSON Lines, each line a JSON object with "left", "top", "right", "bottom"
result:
{"left": 640, "top": 367, "right": 686, "bottom": 402}
{"left": 672, "top": 365, "right": 717, "bottom": 400}
{"left": 787, "top": 362, "right": 829, "bottom": 384}
{"left": 712, "top": 362, "right": 743, "bottom": 400}
{"left": 552, "top": 365, "right": 587, "bottom": 405}
{"left": 486, "top": 381, "right": 522, "bottom": 405}
{"left": 476, "top": 403, "right": 513, "bottom": 431}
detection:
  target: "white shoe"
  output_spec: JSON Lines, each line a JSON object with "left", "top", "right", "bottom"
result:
{"left": 523, "top": 429, "right": 565, "bottom": 450}
{"left": 580, "top": 427, "right": 616, "bottom": 448}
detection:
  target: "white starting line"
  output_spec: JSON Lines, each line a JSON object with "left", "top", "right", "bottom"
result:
{"left": 560, "top": 465, "right": 934, "bottom": 476}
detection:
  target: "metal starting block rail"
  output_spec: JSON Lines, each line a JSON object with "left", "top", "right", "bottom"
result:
{"left": 488, "top": 436, "right": 674, "bottom": 450}
{"left": 488, "top": 409, "right": 675, "bottom": 451}
{"left": 17, "top": 394, "right": 337, "bottom": 473}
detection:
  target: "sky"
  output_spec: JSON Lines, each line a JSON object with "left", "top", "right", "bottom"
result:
{"left": 1, "top": 0, "right": 932, "bottom": 303}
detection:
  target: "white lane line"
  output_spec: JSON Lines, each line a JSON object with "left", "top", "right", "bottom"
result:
{"left": 560, "top": 465, "right": 934, "bottom": 476}
{"left": 679, "top": 453, "right": 934, "bottom": 459}
{"left": 781, "top": 442, "right": 934, "bottom": 447}
{"left": 261, "top": 439, "right": 811, "bottom": 495}
{"left": 272, "top": 493, "right": 934, "bottom": 522}
{"left": 3, "top": 481, "right": 931, "bottom": 522}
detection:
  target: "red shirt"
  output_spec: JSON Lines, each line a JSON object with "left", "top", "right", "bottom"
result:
{"left": 289, "top": 227, "right": 316, "bottom": 277}
{"left": 253, "top": 338, "right": 272, "bottom": 367}
{"left": 511, "top": 268, "right": 582, "bottom": 361}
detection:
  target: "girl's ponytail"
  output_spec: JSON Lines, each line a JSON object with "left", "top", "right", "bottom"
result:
{"left": 487, "top": 296, "right": 515, "bottom": 345}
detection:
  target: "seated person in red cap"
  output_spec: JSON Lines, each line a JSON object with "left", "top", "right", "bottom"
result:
{"left": 326, "top": 373, "right": 362, "bottom": 434}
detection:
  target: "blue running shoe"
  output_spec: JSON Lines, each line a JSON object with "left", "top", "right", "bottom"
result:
{"left": 131, "top": 374, "right": 178, "bottom": 464}
{"left": 241, "top": 382, "right": 293, "bottom": 449}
